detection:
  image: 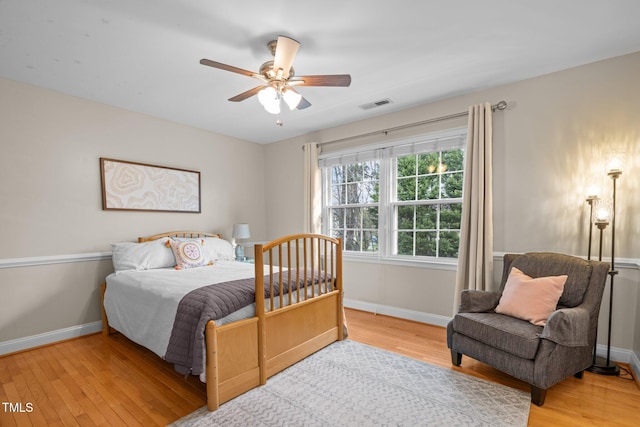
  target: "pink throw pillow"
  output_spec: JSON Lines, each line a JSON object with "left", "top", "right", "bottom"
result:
{"left": 495, "top": 267, "right": 567, "bottom": 326}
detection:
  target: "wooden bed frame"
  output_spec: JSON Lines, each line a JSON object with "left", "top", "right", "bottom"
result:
{"left": 100, "top": 231, "right": 344, "bottom": 411}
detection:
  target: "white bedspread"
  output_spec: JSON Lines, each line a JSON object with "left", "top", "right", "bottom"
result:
{"left": 103, "top": 261, "right": 258, "bottom": 360}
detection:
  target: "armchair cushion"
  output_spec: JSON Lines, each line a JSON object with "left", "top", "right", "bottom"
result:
{"left": 459, "top": 289, "right": 501, "bottom": 313}
{"left": 495, "top": 267, "right": 567, "bottom": 326}
{"left": 540, "top": 307, "right": 590, "bottom": 347}
{"left": 452, "top": 312, "right": 543, "bottom": 360}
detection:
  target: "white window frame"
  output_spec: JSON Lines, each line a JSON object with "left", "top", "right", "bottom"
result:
{"left": 320, "top": 127, "right": 467, "bottom": 268}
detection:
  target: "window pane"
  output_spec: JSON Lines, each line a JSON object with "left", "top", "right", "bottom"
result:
{"left": 345, "top": 164, "right": 362, "bottom": 182}
{"left": 331, "top": 184, "right": 344, "bottom": 204}
{"left": 362, "top": 231, "right": 378, "bottom": 252}
{"left": 363, "top": 161, "right": 379, "bottom": 181}
{"left": 345, "top": 229, "right": 360, "bottom": 251}
{"left": 345, "top": 207, "right": 362, "bottom": 228}
{"left": 345, "top": 182, "right": 360, "bottom": 204}
{"left": 332, "top": 165, "right": 346, "bottom": 184}
{"left": 440, "top": 203, "right": 462, "bottom": 230}
{"left": 442, "top": 150, "right": 464, "bottom": 172}
{"left": 397, "top": 177, "right": 416, "bottom": 201}
{"left": 415, "top": 231, "right": 437, "bottom": 256}
{"left": 439, "top": 231, "right": 460, "bottom": 258}
{"left": 442, "top": 172, "right": 463, "bottom": 198}
{"left": 363, "top": 207, "right": 379, "bottom": 228}
{"left": 361, "top": 180, "right": 378, "bottom": 203}
{"left": 397, "top": 206, "right": 414, "bottom": 229}
{"left": 418, "top": 152, "right": 439, "bottom": 175}
{"left": 397, "top": 155, "right": 416, "bottom": 177}
{"left": 331, "top": 208, "right": 345, "bottom": 229}
{"left": 417, "top": 175, "right": 439, "bottom": 200}
{"left": 397, "top": 231, "right": 414, "bottom": 255}
{"left": 416, "top": 205, "right": 437, "bottom": 229}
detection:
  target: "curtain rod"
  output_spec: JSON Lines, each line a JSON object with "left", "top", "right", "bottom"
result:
{"left": 302, "top": 101, "right": 507, "bottom": 150}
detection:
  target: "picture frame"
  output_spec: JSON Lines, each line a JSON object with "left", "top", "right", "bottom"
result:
{"left": 100, "top": 158, "right": 201, "bottom": 213}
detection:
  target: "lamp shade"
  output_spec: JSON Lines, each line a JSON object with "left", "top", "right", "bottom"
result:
{"left": 232, "top": 223, "right": 251, "bottom": 239}
{"left": 258, "top": 86, "right": 280, "bottom": 114}
{"left": 282, "top": 88, "right": 302, "bottom": 110}
{"left": 607, "top": 151, "right": 625, "bottom": 174}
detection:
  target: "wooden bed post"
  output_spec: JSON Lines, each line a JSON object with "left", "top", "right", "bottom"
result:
{"left": 254, "top": 244, "right": 267, "bottom": 386}
{"left": 205, "top": 321, "right": 220, "bottom": 411}
{"left": 100, "top": 283, "right": 116, "bottom": 336}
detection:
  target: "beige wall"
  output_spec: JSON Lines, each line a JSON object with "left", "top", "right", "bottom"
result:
{"left": 264, "top": 52, "right": 640, "bottom": 353}
{"left": 0, "top": 77, "right": 267, "bottom": 342}
{"left": 1, "top": 51, "right": 638, "bottom": 359}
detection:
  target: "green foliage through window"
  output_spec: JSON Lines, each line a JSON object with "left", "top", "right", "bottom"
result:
{"left": 322, "top": 136, "right": 465, "bottom": 260}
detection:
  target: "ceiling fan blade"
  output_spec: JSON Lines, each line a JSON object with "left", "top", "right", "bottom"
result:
{"left": 289, "top": 74, "right": 351, "bottom": 87}
{"left": 297, "top": 96, "right": 312, "bottom": 110}
{"left": 273, "top": 36, "right": 300, "bottom": 79}
{"left": 200, "top": 58, "right": 258, "bottom": 78}
{"left": 228, "top": 86, "right": 265, "bottom": 102}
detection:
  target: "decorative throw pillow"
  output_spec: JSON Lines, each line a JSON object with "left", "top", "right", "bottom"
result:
{"left": 111, "top": 239, "right": 175, "bottom": 272}
{"left": 169, "top": 239, "right": 208, "bottom": 269}
{"left": 495, "top": 267, "right": 567, "bottom": 326}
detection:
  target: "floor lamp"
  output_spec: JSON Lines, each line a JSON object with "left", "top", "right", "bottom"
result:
{"left": 587, "top": 166, "right": 622, "bottom": 376}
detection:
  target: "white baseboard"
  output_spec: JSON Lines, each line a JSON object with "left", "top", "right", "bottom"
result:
{"left": 344, "top": 298, "right": 452, "bottom": 327}
{"left": 594, "top": 344, "right": 634, "bottom": 364}
{"left": 0, "top": 321, "right": 103, "bottom": 355}
{"left": 630, "top": 352, "right": 640, "bottom": 384}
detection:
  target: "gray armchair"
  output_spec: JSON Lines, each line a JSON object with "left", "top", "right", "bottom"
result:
{"left": 447, "top": 252, "right": 609, "bottom": 406}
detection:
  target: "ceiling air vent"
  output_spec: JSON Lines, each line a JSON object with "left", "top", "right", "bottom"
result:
{"left": 358, "top": 98, "right": 393, "bottom": 110}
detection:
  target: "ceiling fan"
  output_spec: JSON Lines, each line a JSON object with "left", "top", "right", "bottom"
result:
{"left": 200, "top": 35, "right": 351, "bottom": 124}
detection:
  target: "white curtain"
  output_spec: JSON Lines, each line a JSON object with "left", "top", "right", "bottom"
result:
{"left": 453, "top": 102, "right": 494, "bottom": 313}
{"left": 303, "top": 143, "right": 322, "bottom": 234}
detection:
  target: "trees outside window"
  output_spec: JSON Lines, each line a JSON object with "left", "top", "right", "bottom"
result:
{"left": 393, "top": 149, "right": 463, "bottom": 258}
{"left": 322, "top": 132, "right": 465, "bottom": 261}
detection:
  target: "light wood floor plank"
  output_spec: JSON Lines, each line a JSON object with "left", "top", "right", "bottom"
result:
{"left": 1, "top": 308, "right": 638, "bottom": 426}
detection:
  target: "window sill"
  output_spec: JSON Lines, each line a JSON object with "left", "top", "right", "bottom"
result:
{"left": 342, "top": 253, "right": 458, "bottom": 271}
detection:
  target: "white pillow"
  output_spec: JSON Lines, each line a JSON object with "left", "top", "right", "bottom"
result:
{"left": 111, "top": 239, "right": 176, "bottom": 272}
{"left": 201, "top": 237, "right": 236, "bottom": 261}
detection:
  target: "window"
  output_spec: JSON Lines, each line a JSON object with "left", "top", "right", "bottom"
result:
{"left": 329, "top": 162, "right": 379, "bottom": 252}
{"left": 321, "top": 129, "right": 466, "bottom": 261}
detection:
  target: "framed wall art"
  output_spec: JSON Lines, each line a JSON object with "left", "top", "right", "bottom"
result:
{"left": 100, "top": 158, "right": 201, "bottom": 213}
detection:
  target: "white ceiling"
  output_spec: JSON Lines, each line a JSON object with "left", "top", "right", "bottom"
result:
{"left": 2, "top": 1, "right": 640, "bottom": 144}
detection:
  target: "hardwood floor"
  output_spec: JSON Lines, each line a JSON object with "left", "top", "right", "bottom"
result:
{"left": 1, "top": 308, "right": 638, "bottom": 426}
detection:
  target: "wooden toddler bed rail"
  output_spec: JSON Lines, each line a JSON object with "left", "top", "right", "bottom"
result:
{"left": 101, "top": 231, "right": 343, "bottom": 412}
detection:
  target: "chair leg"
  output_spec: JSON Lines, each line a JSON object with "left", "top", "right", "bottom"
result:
{"left": 530, "top": 386, "right": 547, "bottom": 406}
{"left": 450, "top": 350, "right": 462, "bottom": 366}
{"left": 574, "top": 370, "right": 584, "bottom": 379}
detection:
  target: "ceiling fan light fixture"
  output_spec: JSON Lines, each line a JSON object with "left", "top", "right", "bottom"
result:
{"left": 282, "top": 88, "right": 302, "bottom": 110}
{"left": 258, "top": 86, "right": 281, "bottom": 114}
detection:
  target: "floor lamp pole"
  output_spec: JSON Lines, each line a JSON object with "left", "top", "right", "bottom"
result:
{"left": 588, "top": 170, "right": 621, "bottom": 376}
{"left": 586, "top": 196, "right": 597, "bottom": 261}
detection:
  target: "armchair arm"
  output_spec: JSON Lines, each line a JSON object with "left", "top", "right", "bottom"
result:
{"left": 458, "top": 290, "right": 501, "bottom": 313}
{"left": 540, "top": 307, "right": 590, "bottom": 347}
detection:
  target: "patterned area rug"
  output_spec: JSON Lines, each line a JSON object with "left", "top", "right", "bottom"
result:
{"left": 169, "top": 340, "right": 530, "bottom": 426}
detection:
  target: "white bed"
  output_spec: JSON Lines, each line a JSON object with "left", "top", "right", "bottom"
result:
{"left": 104, "top": 261, "right": 258, "bottom": 361}
{"left": 101, "top": 231, "right": 344, "bottom": 411}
